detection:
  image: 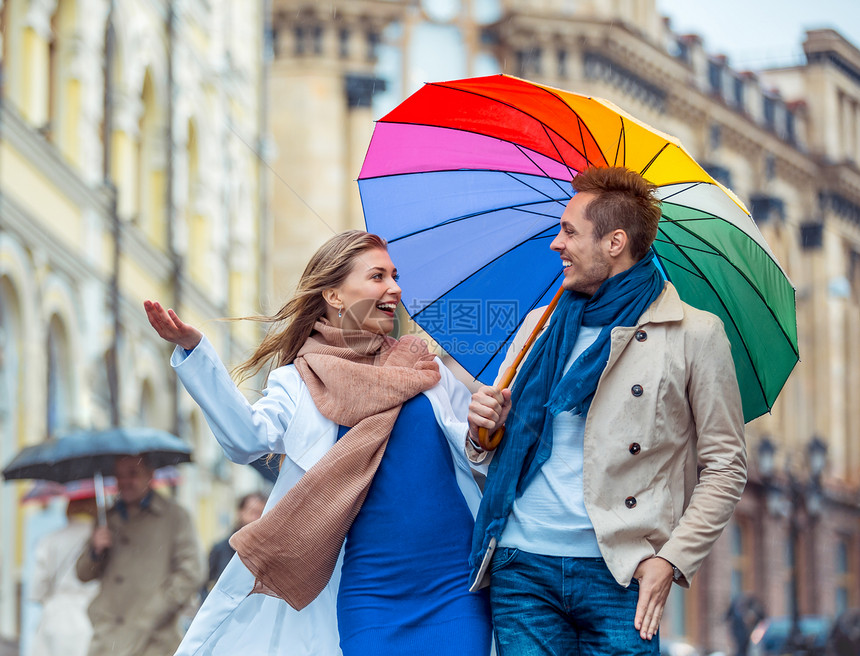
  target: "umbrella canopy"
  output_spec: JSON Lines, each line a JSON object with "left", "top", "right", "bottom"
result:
{"left": 21, "top": 466, "right": 182, "bottom": 503}
{"left": 359, "top": 74, "right": 797, "bottom": 423}
{"left": 2, "top": 427, "right": 192, "bottom": 483}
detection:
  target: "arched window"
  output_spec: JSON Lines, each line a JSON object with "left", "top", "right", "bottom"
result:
{"left": 0, "top": 278, "right": 22, "bottom": 656}
{"left": 45, "top": 315, "right": 71, "bottom": 437}
{"left": 0, "top": 278, "right": 21, "bottom": 471}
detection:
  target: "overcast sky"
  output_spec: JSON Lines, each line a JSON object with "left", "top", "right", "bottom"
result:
{"left": 656, "top": 0, "right": 860, "bottom": 70}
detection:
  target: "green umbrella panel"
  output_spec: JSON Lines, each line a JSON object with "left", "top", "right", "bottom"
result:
{"left": 654, "top": 182, "right": 798, "bottom": 422}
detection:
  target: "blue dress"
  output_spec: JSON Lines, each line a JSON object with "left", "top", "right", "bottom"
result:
{"left": 336, "top": 394, "right": 492, "bottom": 655}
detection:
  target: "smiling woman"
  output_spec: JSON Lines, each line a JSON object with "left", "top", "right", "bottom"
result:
{"left": 143, "top": 230, "right": 492, "bottom": 656}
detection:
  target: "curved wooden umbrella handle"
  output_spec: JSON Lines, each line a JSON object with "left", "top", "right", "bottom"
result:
{"left": 475, "top": 285, "right": 566, "bottom": 452}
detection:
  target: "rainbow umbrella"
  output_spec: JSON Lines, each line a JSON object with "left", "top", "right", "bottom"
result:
{"left": 359, "top": 74, "right": 797, "bottom": 422}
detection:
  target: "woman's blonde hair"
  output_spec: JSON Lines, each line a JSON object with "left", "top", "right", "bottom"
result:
{"left": 235, "top": 230, "right": 388, "bottom": 382}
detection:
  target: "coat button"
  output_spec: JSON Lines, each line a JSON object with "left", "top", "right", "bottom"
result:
{"left": 635, "top": 330, "right": 647, "bottom": 342}
{"left": 629, "top": 443, "right": 641, "bottom": 455}
{"left": 631, "top": 384, "right": 643, "bottom": 397}
{"left": 625, "top": 496, "right": 637, "bottom": 508}
{"left": 115, "top": 575, "right": 124, "bottom": 584}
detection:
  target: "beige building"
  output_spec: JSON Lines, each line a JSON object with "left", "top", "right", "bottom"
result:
{"left": 269, "top": 0, "right": 860, "bottom": 652}
{"left": 0, "top": 0, "right": 267, "bottom": 643}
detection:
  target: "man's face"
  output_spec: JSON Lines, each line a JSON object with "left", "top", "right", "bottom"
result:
{"left": 238, "top": 496, "right": 265, "bottom": 527}
{"left": 114, "top": 456, "right": 154, "bottom": 506}
{"left": 550, "top": 192, "right": 613, "bottom": 296}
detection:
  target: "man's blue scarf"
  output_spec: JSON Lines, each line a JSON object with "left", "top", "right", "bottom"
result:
{"left": 469, "top": 253, "right": 664, "bottom": 574}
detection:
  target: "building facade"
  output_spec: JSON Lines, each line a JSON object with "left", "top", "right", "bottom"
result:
{"left": 0, "top": 0, "right": 267, "bottom": 643}
{"left": 268, "top": 0, "right": 860, "bottom": 652}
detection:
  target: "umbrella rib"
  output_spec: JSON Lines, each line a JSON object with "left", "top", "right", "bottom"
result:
{"left": 472, "top": 271, "right": 564, "bottom": 380}
{"left": 412, "top": 233, "right": 557, "bottom": 327}
{"left": 613, "top": 117, "right": 625, "bottom": 167}
{"left": 656, "top": 225, "right": 773, "bottom": 410}
{"left": 640, "top": 143, "right": 671, "bottom": 177}
{"left": 660, "top": 217, "right": 798, "bottom": 355}
{"left": 386, "top": 185, "right": 568, "bottom": 244}
{"left": 512, "top": 143, "right": 575, "bottom": 198}
{"left": 653, "top": 236, "right": 719, "bottom": 258}
{"left": 512, "top": 81, "right": 610, "bottom": 167}
{"left": 658, "top": 181, "right": 705, "bottom": 203}
{"left": 370, "top": 119, "right": 594, "bottom": 177}
{"left": 651, "top": 249, "right": 707, "bottom": 279}
{"left": 504, "top": 171, "right": 571, "bottom": 207}
{"left": 426, "top": 79, "right": 610, "bottom": 168}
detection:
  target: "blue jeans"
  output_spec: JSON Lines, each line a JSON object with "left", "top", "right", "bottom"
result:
{"left": 489, "top": 548, "right": 660, "bottom": 656}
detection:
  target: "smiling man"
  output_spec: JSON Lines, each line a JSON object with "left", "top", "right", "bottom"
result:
{"left": 466, "top": 166, "right": 747, "bottom": 656}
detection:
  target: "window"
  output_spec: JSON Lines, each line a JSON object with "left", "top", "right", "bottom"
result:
{"left": 46, "top": 316, "right": 71, "bottom": 437}
{"left": 339, "top": 28, "right": 350, "bottom": 58}
{"left": 730, "top": 520, "right": 753, "bottom": 597}
{"left": 764, "top": 96, "right": 777, "bottom": 131}
{"left": 557, "top": 49, "right": 567, "bottom": 78}
{"left": 835, "top": 535, "right": 856, "bottom": 613}
{"left": 708, "top": 60, "right": 723, "bottom": 97}
{"left": 710, "top": 124, "right": 722, "bottom": 151}
{"left": 294, "top": 25, "right": 305, "bottom": 55}
{"left": 733, "top": 76, "right": 744, "bottom": 109}
{"left": 785, "top": 535, "right": 796, "bottom": 617}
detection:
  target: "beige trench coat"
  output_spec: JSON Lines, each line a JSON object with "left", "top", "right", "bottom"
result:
{"left": 76, "top": 491, "right": 203, "bottom": 656}
{"left": 471, "top": 282, "right": 747, "bottom": 590}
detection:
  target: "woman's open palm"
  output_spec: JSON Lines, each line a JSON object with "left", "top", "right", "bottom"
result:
{"left": 144, "top": 300, "right": 203, "bottom": 351}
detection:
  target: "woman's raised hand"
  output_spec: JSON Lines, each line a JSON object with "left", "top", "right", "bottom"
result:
{"left": 143, "top": 300, "right": 203, "bottom": 351}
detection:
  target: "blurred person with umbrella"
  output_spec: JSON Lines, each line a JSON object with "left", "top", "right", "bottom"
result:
{"left": 74, "top": 454, "right": 203, "bottom": 656}
{"left": 144, "top": 230, "right": 492, "bottom": 656}
{"left": 27, "top": 497, "right": 100, "bottom": 656}
{"left": 2, "top": 430, "right": 195, "bottom": 656}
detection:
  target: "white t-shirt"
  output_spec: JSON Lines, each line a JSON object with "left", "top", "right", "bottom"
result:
{"left": 499, "top": 325, "right": 604, "bottom": 557}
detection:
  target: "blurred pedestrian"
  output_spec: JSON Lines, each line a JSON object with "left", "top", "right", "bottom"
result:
{"left": 28, "top": 498, "right": 100, "bottom": 656}
{"left": 725, "top": 594, "right": 764, "bottom": 656}
{"left": 144, "top": 230, "right": 492, "bottom": 655}
{"left": 75, "top": 455, "right": 203, "bottom": 656}
{"left": 203, "top": 492, "right": 266, "bottom": 596}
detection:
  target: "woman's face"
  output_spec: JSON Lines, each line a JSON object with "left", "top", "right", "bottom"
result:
{"left": 328, "top": 248, "right": 402, "bottom": 335}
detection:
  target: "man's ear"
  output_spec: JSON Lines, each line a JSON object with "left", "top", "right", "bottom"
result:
{"left": 606, "top": 229, "right": 629, "bottom": 258}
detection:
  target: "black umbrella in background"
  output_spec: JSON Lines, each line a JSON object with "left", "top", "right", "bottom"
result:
{"left": 2, "top": 427, "right": 192, "bottom": 524}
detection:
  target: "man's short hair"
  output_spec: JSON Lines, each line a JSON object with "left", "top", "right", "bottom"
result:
{"left": 571, "top": 166, "right": 661, "bottom": 261}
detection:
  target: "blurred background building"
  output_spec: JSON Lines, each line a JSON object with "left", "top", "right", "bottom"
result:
{"left": 2, "top": 0, "right": 860, "bottom": 653}
{"left": 0, "top": 0, "right": 267, "bottom": 649}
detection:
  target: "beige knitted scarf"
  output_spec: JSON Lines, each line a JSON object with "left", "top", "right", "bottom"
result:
{"left": 229, "top": 320, "right": 440, "bottom": 610}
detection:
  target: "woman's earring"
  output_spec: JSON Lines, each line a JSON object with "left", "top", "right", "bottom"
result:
{"left": 338, "top": 306, "right": 343, "bottom": 319}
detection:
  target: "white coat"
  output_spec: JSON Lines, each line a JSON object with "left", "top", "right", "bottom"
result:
{"left": 28, "top": 517, "right": 99, "bottom": 656}
{"left": 171, "top": 336, "right": 482, "bottom": 656}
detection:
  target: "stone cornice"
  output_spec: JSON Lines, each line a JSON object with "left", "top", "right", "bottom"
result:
{"left": 2, "top": 104, "right": 112, "bottom": 214}
{"left": 0, "top": 192, "right": 105, "bottom": 284}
